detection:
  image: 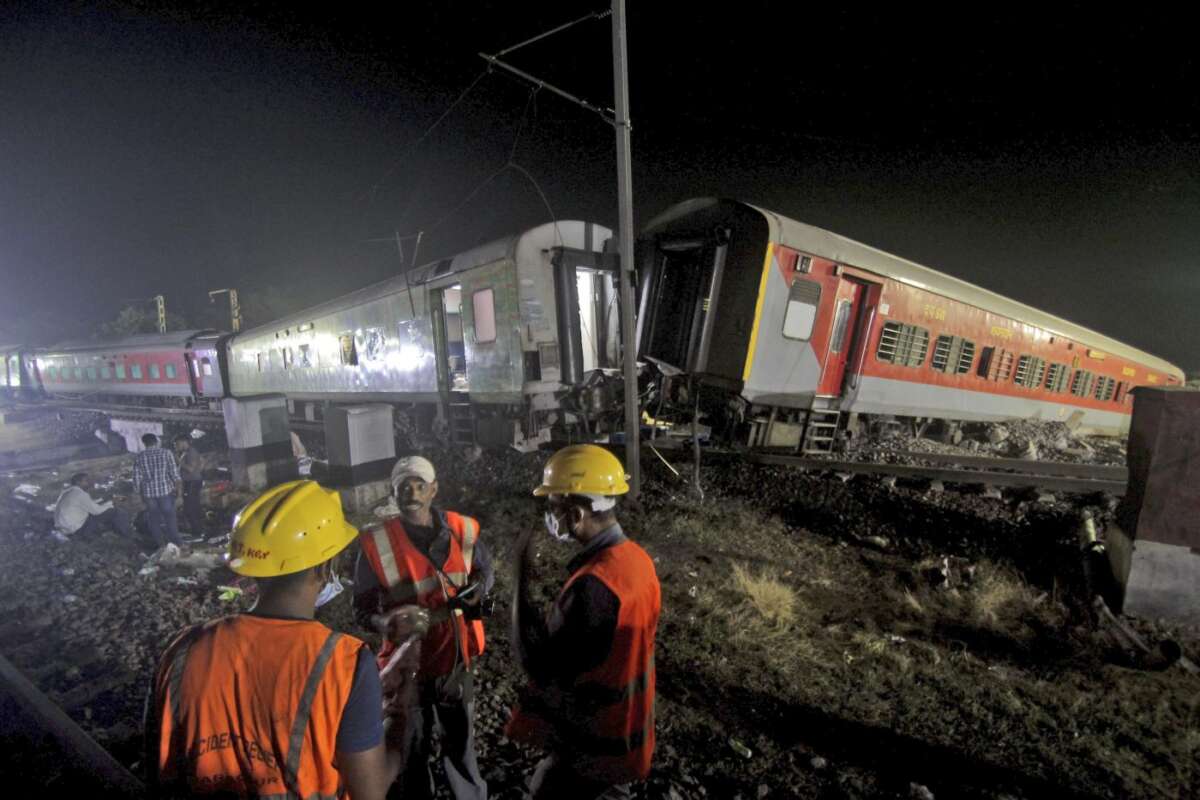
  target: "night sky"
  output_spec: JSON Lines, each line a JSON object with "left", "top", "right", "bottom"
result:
{"left": 3, "top": 3, "right": 1197, "bottom": 371}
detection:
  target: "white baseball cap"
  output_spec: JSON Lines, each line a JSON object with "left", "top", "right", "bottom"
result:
{"left": 391, "top": 455, "right": 436, "bottom": 490}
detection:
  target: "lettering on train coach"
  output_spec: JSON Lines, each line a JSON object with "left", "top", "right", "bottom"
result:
{"left": 989, "top": 326, "right": 1013, "bottom": 339}
{"left": 922, "top": 304, "right": 946, "bottom": 321}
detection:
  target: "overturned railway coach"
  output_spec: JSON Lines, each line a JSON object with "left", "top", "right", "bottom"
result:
{"left": 225, "top": 220, "right": 619, "bottom": 449}
{"left": 637, "top": 198, "right": 1183, "bottom": 451}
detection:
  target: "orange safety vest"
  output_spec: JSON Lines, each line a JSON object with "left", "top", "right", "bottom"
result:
{"left": 506, "top": 538, "right": 661, "bottom": 784}
{"left": 151, "top": 614, "right": 365, "bottom": 799}
{"left": 358, "top": 511, "right": 485, "bottom": 677}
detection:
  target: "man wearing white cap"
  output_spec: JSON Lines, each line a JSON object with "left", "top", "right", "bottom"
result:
{"left": 354, "top": 455, "right": 492, "bottom": 800}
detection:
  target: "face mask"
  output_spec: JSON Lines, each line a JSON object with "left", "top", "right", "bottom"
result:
{"left": 544, "top": 510, "right": 572, "bottom": 543}
{"left": 315, "top": 572, "right": 344, "bottom": 608}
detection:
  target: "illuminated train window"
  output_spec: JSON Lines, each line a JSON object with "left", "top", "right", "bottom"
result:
{"left": 131, "top": 364, "right": 143, "bottom": 379}
{"left": 876, "top": 322, "right": 929, "bottom": 367}
{"left": 297, "top": 346, "right": 314, "bottom": 368}
{"left": 100, "top": 365, "right": 112, "bottom": 379}
{"left": 165, "top": 364, "right": 177, "bottom": 379}
{"left": 339, "top": 333, "right": 358, "bottom": 366}
{"left": 783, "top": 279, "right": 822, "bottom": 341}
{"left": 201, "top": 358, "right": 214, "bottom": 375}
{"left": 74, "top": 367, "right": 84, "bottom": 380}
{"left": 47, "top": 366, "right": 58, "bottom": 380}
{"left": 931, "top": 335, "right": 976, "bottom": 374}
{"left": 1094, "top": 376, "right": 1116, "bottom": 402}
{"left": 1014, "top": 355, "right": 1047, "bottom": 388}
{"left": 116, "top": 364, "right": 126, "bottom": 379}
{"left": 358, "top": 328, "right": 387, "bottom": 361}
{"left": 86, "top": 366, "right": 97, "bottom": 380}
{"left": 149, "top": 364, "right": 161, "bottom": 379}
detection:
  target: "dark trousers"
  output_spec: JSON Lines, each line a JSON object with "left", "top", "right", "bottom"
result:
{"left": 143, "top": 493, "right": 181, "bottom": 547}
{"left": 394, "top": 675, "right": 487, "bottom": 800}
{"left": 75, "top": 507, "right": 134, "bottom": 539}
{"left": 527, "top": 753, "right": 631, "bottom": 800}
{"left": 182, "top": 480, "right": 204, "bottom": 534}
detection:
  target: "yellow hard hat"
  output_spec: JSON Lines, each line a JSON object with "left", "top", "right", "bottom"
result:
{"left": 227, "top": 481, "right": 358, "bottom": 577}
{"left": 533, "top": 444, "right": 630, "bottom": 497}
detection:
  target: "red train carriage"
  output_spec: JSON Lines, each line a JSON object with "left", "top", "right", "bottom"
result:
{"left": 37, "top": 331, "right": 217, "bottom": 406}
{"left": 637, "top": 198, "right": 1183, "bottom": 451}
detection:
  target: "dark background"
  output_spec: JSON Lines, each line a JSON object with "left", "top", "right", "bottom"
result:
{"left": 2, "top": 2, "right": 1196, "bottom": 370}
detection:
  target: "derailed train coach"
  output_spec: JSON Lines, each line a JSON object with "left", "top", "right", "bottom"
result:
{"left": 0, "top": 345, "right": 40, "bottom": 400}
{"left": 636, "top": 198, "right": 1184, "bottom": 451}
{"left": 225, "top": 220, "right": 622, "bottom": 450}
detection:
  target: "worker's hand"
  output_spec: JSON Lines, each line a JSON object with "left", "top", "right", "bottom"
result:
{"left": 374, "top": 605, "right": 430, "bottom": 644}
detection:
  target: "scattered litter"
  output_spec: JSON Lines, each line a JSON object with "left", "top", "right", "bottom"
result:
{"left": 217, "top": 585, "right": 243, "bottom": 602}
{"left": 94, "top": 429, "right": 108, "bottom": 442}
{"left": 207, "top": 535, "right": 229, "bottom": 545}
{"left": 171, "top": 577, "right": 200, "bottom": 587}
{"left": 190, "top": 428, "right": 206, "bottom": 439}
{"left": 14, "top": 484, "right": 40, "bottom": 496}
{"left": 147, "top": 543, "right": 182, "bottom": 565}
{"left": 728, "top": 737, "right": 753, "bottom": 759}
{"left": 51, "top": 531, "right": 70, "bottom": 543}
{"left": 687, "top": 570, "right": 699, "bottom": 578}
{"left": 687, "top": 585, "right": 698, "bottom": 598}
{"left": 61, "top": 568, "right": 75, "bottom": 577}
{"left": 62, "top": 594, "right": 78, "bottom": 603}
{"left": 864, "top": 536, "right": 890, "bottom": 551}
{"left": 44, "top": 504, "right": 56, "bottom": 512}
{"left": 886, "top": 634, "right": 906, "bottom": 644}
{"left": 374, "top": 499, "right": 401, "bottom": 519}
{"left": 138, "top": 565, "right": 159, "bottom": 577}
{"left": 298, "top": 457, "right": 313, "bottom": 476}
{"left": 810, "top": 756, "right": 827, "bottom": 770}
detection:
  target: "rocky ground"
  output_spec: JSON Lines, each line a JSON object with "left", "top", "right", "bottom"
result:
{"left": 1, "top": 416, "right": 1197, "bottom": 799}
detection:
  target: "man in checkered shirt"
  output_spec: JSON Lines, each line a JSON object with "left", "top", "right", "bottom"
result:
{"left": 134, "top": 433, "right": 182, "bottom": 548}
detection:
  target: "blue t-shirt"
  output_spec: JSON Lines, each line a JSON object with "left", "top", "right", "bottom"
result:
{"left": 337, "top": 647, "right": 384, "bottom": 752}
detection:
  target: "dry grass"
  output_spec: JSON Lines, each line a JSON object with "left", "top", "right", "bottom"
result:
{"left": 730, "top": 562, "right": 796, "bottom": 630}
{"left": 967, "top": 565, "right": 1043, "bottom": 627}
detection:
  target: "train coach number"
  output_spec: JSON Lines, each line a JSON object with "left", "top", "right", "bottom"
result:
{"left": 990, "top": 326, "right": 1013, "bottom": 339}
{"left": 922, "top": 305, "right": 946, "bottom": 321}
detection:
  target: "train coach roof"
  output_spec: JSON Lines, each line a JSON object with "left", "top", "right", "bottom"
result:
{"left": 647, "top": 198, "right": 1182, "bottom": 380}
{"left": 231, "top": 220, "right": 609, "bottom": 339}
{"left": 46, "top": 330, "right": 217, "bottom": 353}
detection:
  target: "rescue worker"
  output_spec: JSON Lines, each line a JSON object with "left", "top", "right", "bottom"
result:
{"left": 507, "top": 444, "right": 661, "bottom": 799}
{"left": 145, "top": 480, "right": 403, "bottom": 799}
{"left": 354, "top": 455, "right": 492, "bottom": 800}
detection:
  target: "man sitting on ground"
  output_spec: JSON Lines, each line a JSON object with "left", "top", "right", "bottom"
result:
{"left": 53, "top": 472, "right": 133, "bottom": 538}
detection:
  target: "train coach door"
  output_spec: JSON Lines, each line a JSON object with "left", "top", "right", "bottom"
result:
{"left": 817, "top": 277, "right": 872, "bottom": 398}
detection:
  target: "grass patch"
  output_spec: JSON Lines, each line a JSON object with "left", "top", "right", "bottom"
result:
{"left": 731, "top": 562, "right": 796, "bottom": 630}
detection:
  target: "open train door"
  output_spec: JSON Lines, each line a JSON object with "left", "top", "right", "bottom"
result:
{"left": 822, "top": 276, "right": 881, "bottom": 399}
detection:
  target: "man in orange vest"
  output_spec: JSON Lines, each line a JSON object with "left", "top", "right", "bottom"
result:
{"left": 507, "top": 445, "right": 662, "bottom": 799}
{"left": 354, "top": 455, "right": 492, "bottom": 800}
{"left": 145, "top": 480, "right": 404, "bottom": 799}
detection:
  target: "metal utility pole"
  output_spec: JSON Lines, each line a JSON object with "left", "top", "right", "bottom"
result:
{"left": 208, "top": 289, "right": 241, "bottom": 332}
{"left": 478, "top": 3, "right": 642, "bottom": 496}
{"left": 154, "top": 294, "right": 167, "bottom": 333}
{"left": 611, "top": 0, "right": 640, "bottom": 497}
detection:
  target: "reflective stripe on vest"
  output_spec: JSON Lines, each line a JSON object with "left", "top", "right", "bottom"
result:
{"left": 360, "top": 513, "right": 485, "bottom": 675}
{"left": 284, "top": 632, "right": 343, "bottom": 795}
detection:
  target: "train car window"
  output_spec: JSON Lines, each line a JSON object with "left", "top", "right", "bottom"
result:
{"left": 86, "top": 366, "right": 97, "bottom": 381}
{"left": 783, "top": 279, "right": 821, "bottom": 340}
{"left": 100, "top": 365, "right": 111, "bottom": 379}
{"left": 256, "top": 353, "right": 265, "bottom": 373}
{"left": 339, "top": 333, "right": 358, "bottom": 366}
{"left": 1114, "top": 381, "right": 1127, "bottom": 404}
{"left": 165, "top": 363, "right": 177, "bottom": 379}
{"left": 74, "top": 367, "right": 84, "bottom": 380}
{"left": 1014, "top": 355, "right": 1047, "bottom": 388}
{"left": 876, "top": 322, "right": 929, "bottom": 367}
{"left": 201, "top": 358, "right": 213, "bottom": 376}
{"left": 297, "top": 345, "right": 314, "bottom": 368}
{"left": 1069, "top": 369, "right": 1095, "bottom": 397}
{"left": 932, "top": 335, "right": 976, "bottom": 374}
{"left": 1044, "top": 362, "right": 1068, "bottom": 393}
{"left": 358, "top": 328, "right": 387, "bottom": 361}
{"left": 282, "top": 348, "right": 293, "bottom": 369}
{"left": 131, "top": 364, "right": 143, "bottom": 379}
{"left": 473, "top": 289, "right": 497, "bottom": 344}
{"left": 976, "top": 346, "right": 994, "bottom": 378}
{"left": 992, "top": 350, "right": 1015, "bottom": 382}
{"left": 191, "top": 359, "right": 201, "bottom": 378}
{"left": 149, "top": 364, "right": 161, "bottom": 379}
{"left": 47, "top": 366, "right": 58, "bottom": 380}
{"left": 829, "top": 300, "right": 852, "bottom": 353}
{"left": 1095, "top": 376, "right": 1116, "bottom": 402}
{"left": 116, "top": 364, "right": 126, "bottom": 379}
